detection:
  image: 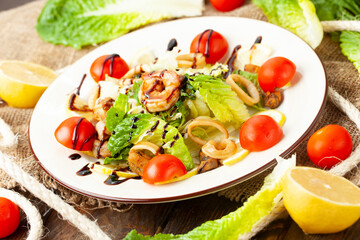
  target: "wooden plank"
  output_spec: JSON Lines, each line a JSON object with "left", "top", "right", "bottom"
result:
{"left": 161, "top": 193, "right": 240, "bottom": 235}
{"left": 42, "top": 201, "right": 176, "bottom": 239}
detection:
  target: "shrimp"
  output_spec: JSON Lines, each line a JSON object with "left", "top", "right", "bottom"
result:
{"left": 139, "top": 70, "right": 182, "bottom": 113}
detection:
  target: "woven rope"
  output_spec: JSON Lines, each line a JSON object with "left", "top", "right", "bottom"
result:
{"left": 321, "top": 20, "right": 360, "bottom": 32}
{"left": 0, "top": 188, "right": 43, "bottom": 240}
{"left": 0, "top": 118, "right": 111, "bottom": 240}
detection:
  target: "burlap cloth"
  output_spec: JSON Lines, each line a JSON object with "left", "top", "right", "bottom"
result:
{"left": 0, "top": 0, "right": 359, "bottom": 210}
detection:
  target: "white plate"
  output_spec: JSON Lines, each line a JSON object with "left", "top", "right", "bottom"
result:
{"left": 29, "top": 17, "right": 327, "bottom": 203}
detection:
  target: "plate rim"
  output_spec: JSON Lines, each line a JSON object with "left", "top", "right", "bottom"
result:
{"left": 29, "top": 16, "right": 328, "bottom": 203}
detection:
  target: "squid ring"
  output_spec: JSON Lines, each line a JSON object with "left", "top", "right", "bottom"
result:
{"left": 226, "top": 74, "right": 260, "bottom": 106}
{"left": 129, "top": 141, "right": 160, "bottom": 155}
{"left": 176, "top": 53, "right": 206, "bottom": 69}
{"left": 187, "top": 118, "right": 229, "bottom": 146}
{"left": 202, "top": 139, "right": 237, "bottom": 159}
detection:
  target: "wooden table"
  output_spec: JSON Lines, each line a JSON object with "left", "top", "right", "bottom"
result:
{"left": 7, "top": 186, "right": 360, "bottom": 239}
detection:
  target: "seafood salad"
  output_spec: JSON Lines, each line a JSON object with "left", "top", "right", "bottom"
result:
{"left": 54, "top": 29, "right": 297, "bottom": 185}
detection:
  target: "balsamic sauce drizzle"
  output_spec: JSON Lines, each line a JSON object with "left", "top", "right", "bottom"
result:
{"left": 251, "top": 36, "right": 262, "bottom": 49}
{"left": 104, "top": 171, "right": 129, "bottom": 185}
{"left": 196, "top": 29, "right": 214, "bottom": 57}
{"left": 100, "top": 54, "right": 120, "bottom": 79}
{"left": 167, "top": 38, "right": 178, "bottom": 51}
{"left": 224, "top": 45, "right": 241, "bottom": 78}
{"left": 69, "top": 153, "right": 81, "bottom": 160}
{"left": 69, "top": 74, "right": 87, "bottom": 110}
{"left": 150, "top": 120, "right": 160, "bottom": 133}
{"left": 72, "top": 117, "right": 84, "bottom": 149}
{"left": 96, "top": 139, "right": 106, "bottom": 159}
{"left": 76, "top": 163, "right": 92, "bottom": 176}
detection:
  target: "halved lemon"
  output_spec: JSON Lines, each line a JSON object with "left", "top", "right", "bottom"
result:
{"left": 283, "top": 167, "right": 360, "bottom": 234}
{"left": 154, "top": 168, "right": 198, "bottom": 185}
{"left": 254, "top": 109, "right": 286, "bottom": 127}
{"left": 0, "top": 60, "right": 57, "bottom": 108}
{"left": 89, "top": 163, "right": 138, "bottom": 178}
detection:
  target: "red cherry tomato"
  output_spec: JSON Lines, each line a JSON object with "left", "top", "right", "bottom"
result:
{"left": 90, "top": 54, "right": 129, "bottom": 82}
{"left": 0, "top": 197, "right": 20, "bottom": 238}
{"left": 258, "top": 57, "right": 296, "bottom": 92}
{"left": 55, "top": 117, "right": 96, "bottom": 151}
{"left": 307, "top": 124, "right": 352, "bottom": 169}
{"left": 142, "top": 154, "right": 187, "bottom": 184}
{"left": 190, "top": 30, "right": 228, "bottom": 64}
{"left": 240, "top": 115, "right": 283, "bottom": 151}
{"left": 209, "top": 0, "right": 245, "bottom": 12}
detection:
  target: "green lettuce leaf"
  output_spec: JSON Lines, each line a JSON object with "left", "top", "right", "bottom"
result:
{"left": 36, "top": 0, "right": 203, "bottom": 49}
{"left": 155, "top": 100, "right": 189, "bottom": 129}
{"left": 103, "top": 145, "right": 132, "bottom": 164}
{"left": 108, "top": 113, "right": 193, "bottom": 169}
{"left": 135, "top": 118, "right": 194, "bottom": 170}
{"left": 107, "top": 113, "right": 153, "bottom": 156}
{"left": 106, "top": 93, "right": 130, "bottom": 132}
{"left": 311, "top": 0, "right": 360, "bottom": 73}
{"left": 340, "top": 31, "right": 360, "bottom": 73}
{"left": 124, "top": 155, "right": 296, "bottom": 240}
{"left": 252, "top": 0, "right": 323, "bottom": 49}
{"left": 189, "top": 74, "right": 250, "bottom": 127}
{"left": 311, "top": 0, "right": 360, "bottom": 21}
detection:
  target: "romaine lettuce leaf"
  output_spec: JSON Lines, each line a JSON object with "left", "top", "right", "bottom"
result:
{"left": 340, "top": 31, "right": 360, "bottom": 73}
{"left": 107, "top": 113, "right": 193, "bottom": 169}
{"left": 252, "top": 0, "right": 323, "bottom": 49}
{"left": 106, "top": 93, "right": 129, "bottom": 132}
{"left": 311, "top": 0, "right": 360, "bottom": 73}
{"left": 36, "top": 0, "right": 203, "bottom": 49}
{"left": 189, "top": 74, "right": 250, "bottom": 127}
{"left": 124, "top": 155, "right": 296, "bottom": 240}
{"left": 135, "top": 118, "right": 194, "bottom": 170}
{"left": 107, "top": 113, "right": 153, "bottom": 156}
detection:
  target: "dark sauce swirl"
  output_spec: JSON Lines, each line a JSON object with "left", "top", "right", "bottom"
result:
{"left": 167, "top": 38, "right": 178, "bottom": 51}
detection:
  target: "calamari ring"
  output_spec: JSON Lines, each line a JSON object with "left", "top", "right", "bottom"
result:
{"left": 201, "top": 139, "right": 237, "bottom": 159}
{"left": 226, "top": 74, "right": 260, "bottom": 106}
{"left": 130, "top": 141, "right": 160, "bottom": 155}
{"left": 187, "top": 118, "right": 229, "bottom": 146}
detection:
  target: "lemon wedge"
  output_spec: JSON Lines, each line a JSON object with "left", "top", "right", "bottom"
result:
{"left": 89, "top": 163, "right": 139, "bottom": 178}
{"left": 154, "top": 168, "right": 198, "bottom": 185}
{"left": 223, "top": 110, "right": 286, "bottom": 166}
{"left": 0, "top": 60, "right": 57, "bottom": 108}
{"left": 283, "top": 167, "right": 360, "bottom": 234}
{"left": 254, "top": 109, "right": 286, "bottom": 127}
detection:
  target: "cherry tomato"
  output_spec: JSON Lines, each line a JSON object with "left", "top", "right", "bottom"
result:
{"left": 0, "top": 197, "right": 20, "bottom": 238}
{"left": 209, "top": 0, "right": 245, "bottom": 12}
{"left": 240, "top": 115, "right": 283, "bottom": 151}
{"left": 90, "top": 54, "right": 129, "bottom": 82}
{"left": 55, "top": 117, "right": 96, "bottom": 151}
{"left": 258, "top": 57, "right": 296, "bottom": 92}
{"left": 190, "top": 30, "right": 228, "bottom": 64}
{"left": 307, "top": 125, "right": 352, "bottom": 169}
{"left": 142, "top": 154, "right": 187, "bottom": 184}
